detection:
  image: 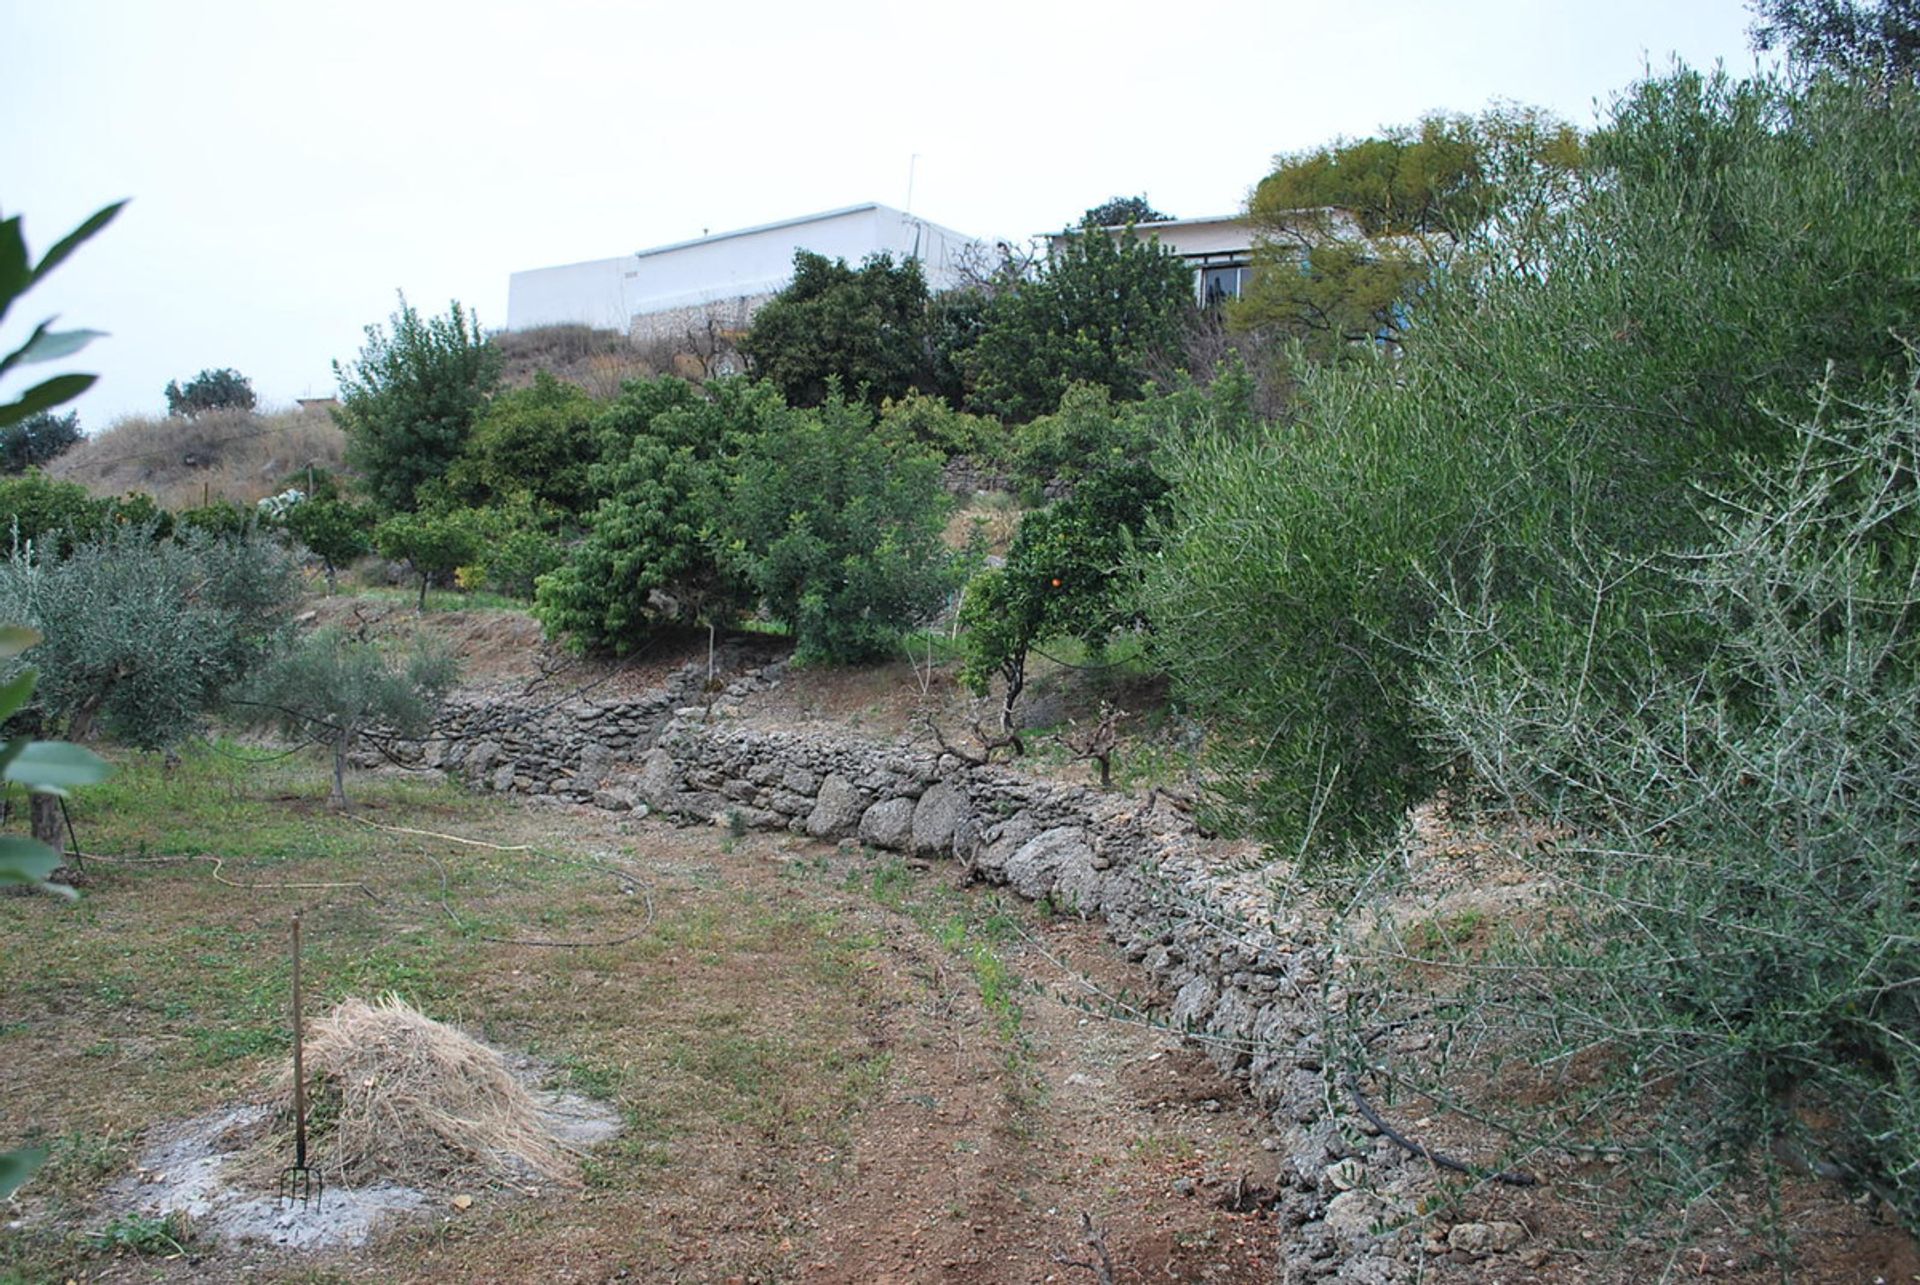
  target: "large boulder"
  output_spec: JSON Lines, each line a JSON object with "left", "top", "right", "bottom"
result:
{"left": 910, "top": 781, "right": 970, "bottom": 857}
{"left": 1003, "top": 826, "right": 1093, "bottom": 901}
{"left": 858, "top": 798, "right": 916, "bottom": 851}
{"left": 805, "top": 774, "right": 866, "bottom": 840}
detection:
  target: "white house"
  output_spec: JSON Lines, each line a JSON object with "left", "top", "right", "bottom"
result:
{"left": 506, "top": 203, "right": 981, "bottom": 350}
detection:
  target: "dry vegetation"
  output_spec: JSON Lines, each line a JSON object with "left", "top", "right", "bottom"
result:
{"left": 48, "top": 406, "right": 347, "bottom": 509}
{"left": 495, "top": 324, "right": 657, "bottom": 399}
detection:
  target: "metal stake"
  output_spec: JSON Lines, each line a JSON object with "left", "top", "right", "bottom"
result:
{"left": 279, "top": 910, "right": 323, "bottom": 1209}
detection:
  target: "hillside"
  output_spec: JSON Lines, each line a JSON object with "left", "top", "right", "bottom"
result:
{"left": 47, "top": 405, "right": 346, "bottom": 509}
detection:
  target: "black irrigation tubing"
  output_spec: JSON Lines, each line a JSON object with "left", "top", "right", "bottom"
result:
{"left": 1341, "top": 1074, "right": 1539, "bottom": 1187}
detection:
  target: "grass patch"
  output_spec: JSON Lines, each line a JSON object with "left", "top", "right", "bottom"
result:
{"left": 0, "top": 739, "right": 905, "bottom": 1280}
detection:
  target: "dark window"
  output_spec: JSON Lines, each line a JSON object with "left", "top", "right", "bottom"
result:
{"left": 1201, "top": 264, "right": 1250, "bottom": 305}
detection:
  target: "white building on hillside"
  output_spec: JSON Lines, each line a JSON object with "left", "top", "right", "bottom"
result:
{"left": 507, "top": 203, "right": 981, "bottom": 357}
{"left": 1048, "top": 209, "right": 1368, "bottom": 307}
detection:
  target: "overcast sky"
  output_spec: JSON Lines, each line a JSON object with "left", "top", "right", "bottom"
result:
{"left": 3, "top": 0, "right": 1769, "bottom": 426}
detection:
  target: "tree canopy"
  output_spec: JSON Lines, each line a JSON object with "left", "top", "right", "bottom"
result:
{"left": 334, "top": 297, "right": 500, "bottom": 512}
{"left": 740, "top": 251, "right": 931, "bottom": 408}
{"left": 962, "top": 221, "right": 1194, "bottom": 423}
{"left": 1081, "top": 195, "right": 1173, "bottom": 227}
{"left": 1233, "top": 106, "right": 1583, "bottom": 363}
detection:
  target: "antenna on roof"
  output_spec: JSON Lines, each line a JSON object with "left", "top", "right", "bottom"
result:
{"left": 905, "top": 154, "right": 919, "bottom": 215}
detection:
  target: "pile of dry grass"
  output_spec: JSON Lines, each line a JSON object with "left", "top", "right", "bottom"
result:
{"left": 496, "top": 324, "right": 657, "bottom": 399}
{"left": 262, "top": 995, "right": 579, "bottom": 1189}
{"left": 49, "top": 405, "right": 347, "bottom": 509}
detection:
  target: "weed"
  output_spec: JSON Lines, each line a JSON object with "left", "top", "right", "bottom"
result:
{"left": 86, "top": 1211, "right": 191, "bottom": 1256}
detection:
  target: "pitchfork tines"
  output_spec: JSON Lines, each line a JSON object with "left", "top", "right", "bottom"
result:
{"left": 279, "top": 910, "right": 323, "bottom": 1211}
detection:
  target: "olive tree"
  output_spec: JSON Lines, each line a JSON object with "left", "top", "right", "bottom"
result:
{"left": 236, "top": 627, "right": 458, "bottom": 807}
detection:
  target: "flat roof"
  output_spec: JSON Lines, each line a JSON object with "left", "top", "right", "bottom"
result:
{"left": 634, "top": 202, "right": 890, "bottom": 260}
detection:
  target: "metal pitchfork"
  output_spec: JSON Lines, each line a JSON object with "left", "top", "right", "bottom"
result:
{"left": 279, "top": 910, "right": 323, "bottom": 1210}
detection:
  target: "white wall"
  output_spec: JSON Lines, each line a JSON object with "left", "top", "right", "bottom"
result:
{"left": 506, "top": 255, "right": 635, "bottom": 332}
{"left": 506, "top": 203, "right": 983, "bottom": 334}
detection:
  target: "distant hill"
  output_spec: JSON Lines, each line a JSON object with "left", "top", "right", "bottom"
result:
{"left": 48, "top": 405, "right": 347, "bottom": 509}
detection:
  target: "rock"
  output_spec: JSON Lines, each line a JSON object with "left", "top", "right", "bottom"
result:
{"left": 858, "top": 798, "right": 916, "bottom": 851}
{"left": 1321, "top": 1189, "right": 1391, "bottom": 1251}
{"left": 804, "top": 774, "right": 865, "bottom": 840}
{"left": 1446, "top": 1221, "right": 1526, "bottom": 1256}
{"left": 491, "top": 765, "right": 517, "bottom": 793}
{"left": 591, "top": 788, "right": 635, "bottom": 812}
{"left": 466, "top": 740, "right": 501, "bottom": 777}
{"left": 1003, "top": 826, "right": 1091, "bottom": 901}
{"left": 575, "top": 742, "right": 614, "bottom": 790}
{"left": 780, "top": 765, "right": 819, "bottom": 796}
{"left": 635, "top": 748, "right": 681, "bottom": 811}
{"left": 910, "top": 781, "right": 970, "bottom": 857}
{"left": 1323, "top": 1158, "right": 1363, "bottom": 1191}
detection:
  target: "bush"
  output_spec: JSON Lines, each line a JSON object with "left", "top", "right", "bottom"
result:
{"left": 960, "top": 460, "right": 1167, "bottom": 735}
{"left": 283, "top": 495, "right": 374, "bottom": 592}
{"left": 164, "top": 368, "right": 255, "bottom": 417}
{"left": 446, "top": 371, "right": 602, "bottom": 515}
{"left": 335, "top": 297, "right": 500, "bottom": 512}
{"left": 1141, "top": 67, "right": 1920, "bottom": 857}
{"left": 0, "top": 523, "right": 297, "bottom": 746}
{"left": 0, "top": 410, "right": 81, "bottom": 473}
{"left": 721, "top": 394, "right": 957, "bottom": 663}
{"left": 1408, "top": 380, "right": 1920, "bottom": 1230}
{"left": 373, "top": 508, "right": 484, "bottom": 611}
{"left": 534, "top": 378, "right": 764, "bottom": 651}
{"left": 963, "top": 219, "right": 1195, "bottom": 423}
{"left": 740, "top": 252, "right": 932, "bottom": 408}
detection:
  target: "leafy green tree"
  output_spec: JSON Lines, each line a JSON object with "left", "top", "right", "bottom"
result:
{"left": 1749, "top": 0, "right": 1920, "bottom": 81}
{"left": 961, "top": 461, "right": 1166, "bottom": 736}
{"left": 0, "top": 409, "right": 81, "bottom": 473}
{"left": 963, "top": 220, "right": 1194, "bottom": 423}
{"left": 1143, "top": 67, "right": 1920, "bottom": 857}
{"left": 163, "top": 367, "right": 255, "bottom": 417}
{"left": 446, "top": 371, "right": 602, "bottom": 514}
{"left": 1233, "top": 106, "right": 1584, "bottom": 364}
{"left": 740, "top": 251, "right": 932, "bottom": 408}
{"left": 535, "top": 379, "right": 775, "bottom": 652}
{"left": 373, "top": 508, "right": 483, "bottom": 610}
{"left": 334, "top": 297, "right": 500, "bottom": 511}
{"left": 720, "top": 394, "right": 956, "bottom": 663}
{"left": 236, "top": 627, "right": 457, "bottom": 806}
{"left": 1082, "top": 195, "right": 1173, "bottom": 226}
{"left": 0, "top": 524, "right": 296, "bottom": 791}
{"left": 284, "top": 496, "right": 374, "bottom": 592}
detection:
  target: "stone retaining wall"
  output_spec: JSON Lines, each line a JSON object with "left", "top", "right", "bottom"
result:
{"left": 387, "top": 659, "right": 1450, "bottom": 1280}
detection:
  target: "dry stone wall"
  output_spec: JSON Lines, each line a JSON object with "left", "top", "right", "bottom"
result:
{"left": 386, "top": 659, "right": 1466, "bottom": 1280}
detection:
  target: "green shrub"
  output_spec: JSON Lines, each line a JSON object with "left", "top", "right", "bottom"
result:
{"left": 235, "top": 626, "right": 457, "bottom": 806}
{"left": 1141, "top": 67, "right": 1920, "bottom": 857}
{"left": 335, "top": 297, "right": 500, "bottom": 511}
{"left": 535, "top": 378, "right": 766, "bottom": 651}
{"left": 1408, "top": 379, "right": 1920, "bottom": 1230}
{"left": 0, "top": 410, "right": 81, "bottom": 473}
{"left": 963, "top": 220, "right": 1194, "bottom": 423}
{"left": 174, "top": 498, "right": 254, "bottom": 539}
{"left": 447, "top": 371, "right": 602, "bottom": 514}
{"left": 722, "top": 394, "right": 956, "bottom": 663}
{"left": 163, "top": 367, "right": 255, "bottom": 417}
{"left": 373, "top": 508, "right": 484, "bottom": 611}
{"left": 284, "top": 495, "right": 375, "bottom": 592}
{"left": 740, "top": 251, "right": 932, "bottom": 408}
{"left": 0, "top": 523, "right": 297, "bottom": 746}
{"left": 960, "top": 460, "right": 1166, "bottom": 735}
{"left": 875, "top": 390, "right": 1001, "bottom": 462}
